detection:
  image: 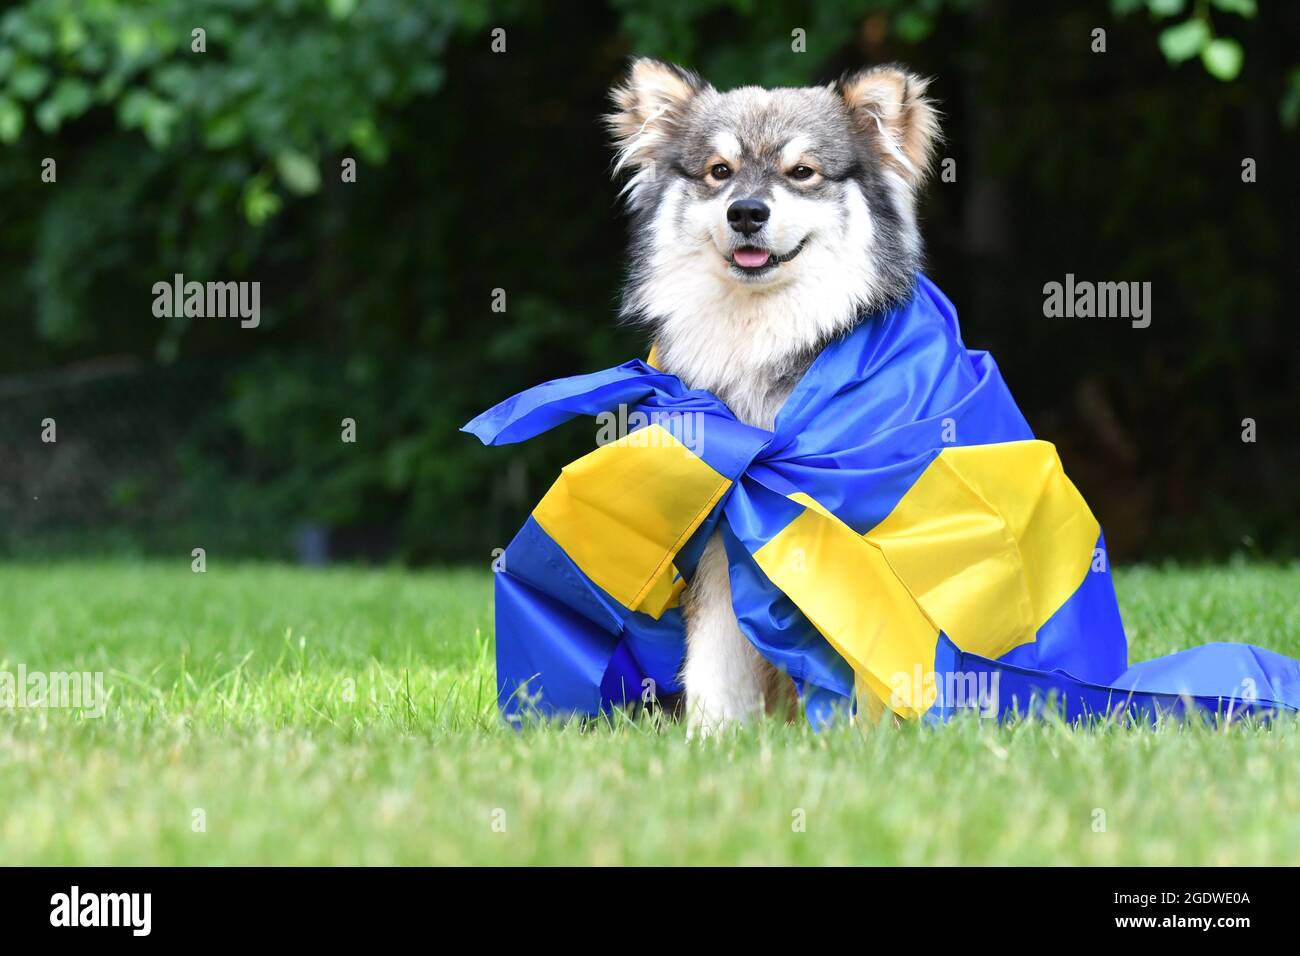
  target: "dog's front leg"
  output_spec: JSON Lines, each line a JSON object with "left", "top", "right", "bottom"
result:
{"left": 682, "top": 535, "right": 770, "bottom": 737}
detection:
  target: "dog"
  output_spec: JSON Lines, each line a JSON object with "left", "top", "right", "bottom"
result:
{"left": 605, "top": 58, "right": 940, "bottom": 734}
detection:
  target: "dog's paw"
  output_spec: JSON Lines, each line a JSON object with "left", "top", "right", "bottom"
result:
{"left": 685, "top": 709, "right": 723, "bottom": 740}
{"left": 684, "top": 694, "right": 757, "bottom": 739}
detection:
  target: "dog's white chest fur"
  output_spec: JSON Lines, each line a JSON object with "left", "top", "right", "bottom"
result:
{"left": 654, "top": 320, "right": 798, "bottom": 429}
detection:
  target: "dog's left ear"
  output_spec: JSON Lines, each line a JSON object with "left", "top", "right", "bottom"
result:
{"left": 837, "top": 66, "right": 940, "bottom": 187}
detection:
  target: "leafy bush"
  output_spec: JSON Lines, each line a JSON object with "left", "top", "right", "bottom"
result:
{"left": 1, "top": 0, "right": 1297, "bottom": 561}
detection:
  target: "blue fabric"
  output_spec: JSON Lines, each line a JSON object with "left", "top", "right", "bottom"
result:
{"left": 997, "top": 534, "right": 1129, "bottom": 685}
{"left": 493, "top": 517, "right": 688, "bottom": 721}
{"left": 467, "top": 276, "right": 1300, "bottom": 724}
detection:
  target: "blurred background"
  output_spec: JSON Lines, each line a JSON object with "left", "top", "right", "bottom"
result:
{"left": 0, "top": 0, "right": 1296, "bottom": 565}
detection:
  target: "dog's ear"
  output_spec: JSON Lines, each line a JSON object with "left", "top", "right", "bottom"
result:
{"left": 606, "top": 58, "right": 706, "bottom": 174}
{"left": 837, "top": 66, "right": 940, "bottom": 187}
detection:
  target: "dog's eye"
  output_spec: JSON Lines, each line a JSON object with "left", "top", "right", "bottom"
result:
{"left": 789, "top": 165, "right": 816, "bottom": 181}
{"left": 708, "top": 163, "right": 732, "bottom": 181}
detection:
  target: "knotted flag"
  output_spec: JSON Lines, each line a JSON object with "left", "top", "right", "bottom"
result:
{"left": 465, "top": 276, "right": 1300, "bottom": 725}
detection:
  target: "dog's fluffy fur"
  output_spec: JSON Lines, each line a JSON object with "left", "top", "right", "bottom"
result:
{"left": 606, "top": 59, "right": 940, "bottom": 734}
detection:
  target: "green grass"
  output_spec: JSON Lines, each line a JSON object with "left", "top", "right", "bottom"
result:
{"left": 2, "top": 560, "right": 1299, "bottom": 865}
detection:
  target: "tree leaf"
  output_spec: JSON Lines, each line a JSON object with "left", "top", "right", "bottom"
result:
{"left": 1158, "top": 19, "right": 1210, "bottom": 63}
{"left": 9, "top": 63, "right": 50, "bottom": 100}
{"left": 275, "top": 150, "right": 321, "bottom": 195}
{"left": 242, "top": 174, "right": 283, "bottom": 225}
{"left": 1201, "top": 38, "right": 1244, "bottom": 81}
{"left": 1148, "top": 0, "right": 1186, "bottom": 19}
{"left": 203, "top": 112, "right": 244, "bottom": 149}
{"left": 1210, "top": 0, "right": 1256, "bottom": 18}
{"left": 51, "top": 78, "right": 93, "bottom": 119}
{"left": 0, "top": 96, "right": 23, "bottom": 144}
{"left": 34, "top": 97, "right": 62, "bottom": 133}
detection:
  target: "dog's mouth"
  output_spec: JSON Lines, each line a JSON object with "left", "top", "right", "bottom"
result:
{"left": 727, "top": 237, "right": 807, "bottom": 275}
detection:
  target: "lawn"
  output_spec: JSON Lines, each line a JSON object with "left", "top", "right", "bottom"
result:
{"left": 1, "top": 560, "right": 1299, "bottom": 865}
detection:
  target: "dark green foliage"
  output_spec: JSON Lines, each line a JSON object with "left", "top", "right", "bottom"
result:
{"left": 0, "top": 0, "right": 1296, "bottom": 561}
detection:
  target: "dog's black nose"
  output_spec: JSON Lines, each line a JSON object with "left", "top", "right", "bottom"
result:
{"left": 727, "top": 198, "right": 769, "bottom": 236}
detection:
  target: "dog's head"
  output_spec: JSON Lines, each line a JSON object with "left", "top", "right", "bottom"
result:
{"left": 607, "top": 59, "right": 939, "bottom": 356}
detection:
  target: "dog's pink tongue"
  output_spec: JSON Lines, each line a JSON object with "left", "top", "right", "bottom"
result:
{"left": 734, "top": 248, "right": 771, "bottom": 268}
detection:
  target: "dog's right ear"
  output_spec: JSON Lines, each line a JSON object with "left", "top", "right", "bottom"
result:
{"left": 606, "top": 58, "right": 705, "bottom": 174}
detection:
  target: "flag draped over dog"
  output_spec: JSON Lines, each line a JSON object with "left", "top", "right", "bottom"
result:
{"left": 465, "top": 277, "right": 1300, "bottom": 725}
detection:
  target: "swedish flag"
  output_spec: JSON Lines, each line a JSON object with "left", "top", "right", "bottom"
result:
{"left": 466, "top": 277, "right": 1300, "bottom": 725}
